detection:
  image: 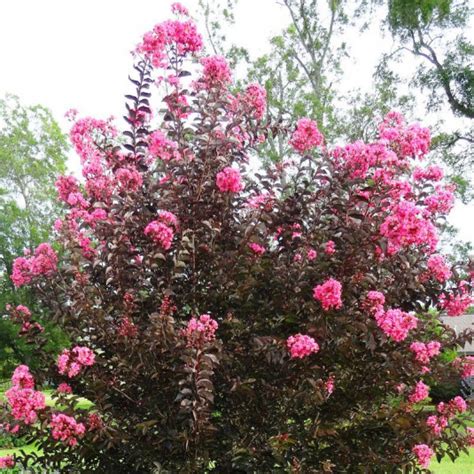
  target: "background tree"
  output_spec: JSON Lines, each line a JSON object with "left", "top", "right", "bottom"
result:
{"left": 0, "top": 94, "right": 69, "bottom": 377}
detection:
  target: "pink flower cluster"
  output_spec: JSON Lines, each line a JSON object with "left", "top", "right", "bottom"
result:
{"left": 374, "top": 308, "right": 418, "bottom": 342}
{"left": 55, "top": 175, "right": 80, "bottom": 203}
{"left": 380, "top": 200, "right": 438, "bottom": 254}
{"left": 115, "top": 167, "right": 143, "bottom": 192}
{"left": 57, "top": 383, "right": 73, "bottom": 395}
{"left": 427, "top": 254, "right": 452, "bottom": 283}
{"left": 248, "top": 242, "right": 265, "bottom": 256}
{"left": 5, "top": 365, "right": 45, "bottom": 425}
{"left": 171, "top": 2, "right": 189, "bottom": 16}
{"left": 440, "top": 286, "right": 473, "bottom": 317}
{"left": 413, "top": 165, "right": 444, "bottom": 182}
{"left": 117, "top": 316, "right": 138, "bottom": 338}
{"left": 453, "top": 356, "right": 474, "bottom": 379}
{"left": 0, "top": 456, "right": 14, "bottom": 468}
{"left": 467, "top": 427, "right": 474, "bottom": 447}
{"left": 408, "top": 380, "right": 430, "bottom": 404}
{"left": 379, "top": 111, "right": 431, "bottom": 159}
{"left": 364, "top": 291, "right": 385, "bottom": 313}
{"left": 50, "top": 413, "right": 86, "bottom": 447}
{"left": 325, "top": 375, "right": 335, "bottom": 395}
{"left": 427, "top": 396, "right": 468, "bottom": 436}
{"left": 148, "top": 130, "right": 180, "bottom": 161}
{"left": 324, "top": 240, "right": 336, "bottom": 255}
{"left": 424, "top": 185, "right": 455, "bottom": 215}
{"left": 216, "top": 167, "right": 244, "bottom": 193}
{"left": 144, "top": 220, "right": 174, "bottom": 250}
{"left": 313, "top": 278, "right": 343, "bottom": 311}
{"left": 412, "top": 444, "right": 434, "bottom": 469}
{"left": 11, "top": 243, "right": 58, "bottom": 287}
{"left": 290, "top": 118, "right": 324, "bottom": 153}
{"left": 200, "top": 55, "right": 232, "bottom": 89}
{"left": 242, "top": 83, "right": 267, "bottom": 120}
{"left": 11, "top": 365, "right": 35, "bottom": 389}
{"left": 183, "top": 314, "right": 218, "bottom": 347}
{"left": 137, "top": 17, "right": 203, "bottom": 68}
{"left": 57, "top": 346, "right": 95, "bottom": 378}
{"left": 409, "top": 341, "right": 441, "bottom": 365}
{"left": 287, "top": 334, "right": 319, "bottom": 359}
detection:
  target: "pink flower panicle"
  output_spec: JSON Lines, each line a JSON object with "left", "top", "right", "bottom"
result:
{"left": 57, "top": 383, "right": 73, "bottom": 395}
{"left": 413, "top": 165, "right": 444, "bottom": 182}
{"left": 380, "top": 200, "right": 438, "bottom": 254}
{"left": 374, "top": 308, "right": 418, "bottom": 342}
{"left": 144, "top": 221, "right": 174, "bottom": 250}
{"left": 11, "top": 365, "right": 35, "bottom": 389}
{"left": 287, "top": 334, "right": 319, "bottom": 359}
{"left": 171, "top": 2, "right": 189, "bottom": 16}
{"left": 57, "top": 346, "right": 95, "bottom": 378}
{"left": 137, "top": 17, "right": 203, "bottom": 69}
{"left": 412, "top": 444, "right": 434, "bottom": 469}
{"left": 0, "top": 456, "right": 15, "bottom": 468}
{"left": 50, "top": 413, "right": 86, "bottom": 447}
{"left": 290, "top": 118, "right": 324, "bottom": 153}
{"left": 313, "top": 278, "right": 343, "bottom": 311}
{"left": 183, "top": 314, "right": 218, "bottom": 347}
{"left": 200, "top": 55, "right": 232, "bottom": 89}
{"left": 242, "top": 83, "right": 267, "bottom": 120}
{"left": 324, "top": 240, "right": 336, "bottom": 255}
{"left": 453, "top": 356, "right": 474, "bottom": 379}
{"left": 11, "top": 243, "right": 58, "bottom": 288}
{"left": 440, "top": 286, "right": 473, "bottom": 317}
{"left": 427, "top": 254, "right": 452, "bottom": 283}
{"left": 5, "top": 368, "right": 46, "bottom": 426}
{"left": 408, "top": 380, "right": 430, "bottom": 404}
{"left": 409, "top": 341, "right": 441, "bottom": 365}
{"left": 216, "top": 167, "right": 244, "bottom": 193}
{"left": 248, "top": 242, "right": 265, "bottom": 256}
{"left": 148, "top": 130, "right": 180, "bottom": 162}
{"left": 364, "top": 291, "right": 386, "bottom": 314}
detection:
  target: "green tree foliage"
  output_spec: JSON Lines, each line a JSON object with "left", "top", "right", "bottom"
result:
{"left": 0, "top": 94, "right": 69, "bottom": 377}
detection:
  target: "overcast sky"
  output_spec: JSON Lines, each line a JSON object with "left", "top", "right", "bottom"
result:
{"left": 0, "top": 0, "right": 472, "bottom": 244}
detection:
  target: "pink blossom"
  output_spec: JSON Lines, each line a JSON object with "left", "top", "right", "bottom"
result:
{"left": 413, "top": 165, "right": 444, "bottom": 182}
{"left": 242, "top": 83, "right": 267, "bottom": 120}
{"left": 57, "top": 383, "right": 72, "bottom": 394}
{"left": 11, "top": 365, "right": 35, "bottom": 389}
{"left": 50, "top": 413, "right": 86, "bottom": 447}
{"left": 426, "top": 414, "right": 448, "bottom": 436}
{"left": 313, "top": 278, "right": 343, "bottom": 311}
{"left": 200, "top": 55, "right": 232, "bottom": 88}
{"left": 183, "top": 314, "right": 218, "bottom": 347}
{"left": 307, "top": 248, "right": 317, "bottom": 260}
{"left": 290, "top": 118, "right": 324, "bottom": 153}
{"left": 440, "top": 287, "right": 473, "bottom": 316}
{"left": 374, "top": 308, "right": 418, "bottom": 342}
{"left": 144, "top": 221, "right": 174, "bottom": 250}
{"left": 427, "top": 254, "right": 452, "bottom": 283}
{"left": 55, "top": 175, "right": 80, "bottom": 203}
{"left": 5, "top": 386, "right": 46, "bottom": 425}
{"left": 325, "top": 376, "right": 335, "bottom": 395}
{"left": 137, "top": 18, "right": 203, "bottom": 68}
{"left": 216, "top": 167, "right": 244, "bottom": 193}
{"left": 424, "top": 185, "right": 455, "bottom": 215}
{"left": 287, "top": 334, "right": 319, "bottom": 359}
{"left": 412, "top": 444, "right": 434, "bottom": 468}
{"left": 365, "top": 291, "right": 386, "bottom": 314}
{"left": 15, "top": 305, "right": 31, "bottom": 318}
{"left": 11, "top": 243, "right": 58, "bottom": 287}
{"left": 57, "top": 346, "right": 95, "bottom": 378}
{"left": 115, "top": 167, "right": 143, "bottom": 191}
{"left": 0, "top": 456, "right": 15, "bottom": 468}
{"left": 408, "top": 380, "right": 430, "bottom": 404}
{"left": 453, "top": 356, "right": 474, "bottom": 379}
{"left": 324, "top": 240, "right": 336, "bottom": 255}
{"left": 158, "top": 210, "right": 179, "bottom": 228}
{"left": 380, "top": 200, "right": 438, "bottom": 254}
{"left": 409, "top": 341, "right": 441, "bottom": 365}
{"left": 148, "top": 130, "right": 180, "bottom": 161}
{"left": 467, "top": 427, "right": 474, "bottom": 447}
{"left": 171, "top": 2, "right": 189, "bottom": 16}
{"left": 248, "top": 242, "right": 265, "bottom": 256}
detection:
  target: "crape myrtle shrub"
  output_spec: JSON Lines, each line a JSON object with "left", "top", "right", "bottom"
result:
{"left": 1, "top": 4, "right": 473, "bottom": 473}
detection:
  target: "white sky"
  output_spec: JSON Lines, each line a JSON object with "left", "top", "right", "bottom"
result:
{"left": 0, "top": 0, "right": 472, "bottom": 245}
